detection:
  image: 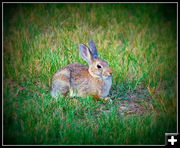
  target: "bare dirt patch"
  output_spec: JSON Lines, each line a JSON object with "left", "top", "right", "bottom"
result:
{"left": 103, "top": 84, "right": 154, "bottom": 116}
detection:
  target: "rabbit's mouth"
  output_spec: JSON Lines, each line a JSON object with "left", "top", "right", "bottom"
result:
{"left": 102, "top": 69, "right": 113, "bottom": 80}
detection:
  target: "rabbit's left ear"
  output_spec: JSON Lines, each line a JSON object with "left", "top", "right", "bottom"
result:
{"left": 88, "top": 40, "right": 98, "bottom": 59}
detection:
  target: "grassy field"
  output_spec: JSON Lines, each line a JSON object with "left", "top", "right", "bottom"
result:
{"left": 3, "top": 3, "right": 177, "bottom": 145}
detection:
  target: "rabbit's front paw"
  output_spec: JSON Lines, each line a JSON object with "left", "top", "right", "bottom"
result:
{"left": 96, "top": 96, "right": 112, "bottom": 104}
{"left": 103, "top": 97, "right": 113, "bottom": 104}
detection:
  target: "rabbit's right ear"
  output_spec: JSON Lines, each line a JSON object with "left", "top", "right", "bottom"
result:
{"left": 79, "top": 44, "right": 93, "bottom": 64}
{"left": 88, "top": 40, "right": 98, "bottom": 58}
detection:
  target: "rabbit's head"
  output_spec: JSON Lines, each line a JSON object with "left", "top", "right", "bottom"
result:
{"left": 79, "top": 40, "right": 112, "bottom": 80}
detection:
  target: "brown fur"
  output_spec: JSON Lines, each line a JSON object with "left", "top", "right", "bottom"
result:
{"left": 53, "top": 74, "right": 69, "bottom": 83}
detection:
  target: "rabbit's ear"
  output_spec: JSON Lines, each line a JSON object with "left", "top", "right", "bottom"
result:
{"left": 88, "top": 40, "right": 98, "bottom": 58}
{"left": 79, "top": 44, "right": 93, "bottom": 64}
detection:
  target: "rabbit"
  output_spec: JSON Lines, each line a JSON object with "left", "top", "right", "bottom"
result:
{"left": 51, "top": 40, "right": 112, "bottom": 101}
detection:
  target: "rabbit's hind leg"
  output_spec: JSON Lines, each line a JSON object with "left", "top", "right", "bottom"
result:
{"left": 51, "top": 70, "right": 70, "bottom": 99}
{"left": 51, "top": 80, "right": 70, "bottom": 99}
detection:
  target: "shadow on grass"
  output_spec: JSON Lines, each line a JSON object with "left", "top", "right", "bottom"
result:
{"left": 105, "top": 83, "right": 154, "bottom": 116}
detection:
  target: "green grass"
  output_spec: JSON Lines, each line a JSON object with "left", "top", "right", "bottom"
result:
{"left": 3, "top": 3, "right": 177, "bottom": 145}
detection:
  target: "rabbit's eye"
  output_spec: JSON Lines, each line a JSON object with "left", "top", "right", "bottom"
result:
{"left": 97, "top": 64, "right": 102, "bottom": 69}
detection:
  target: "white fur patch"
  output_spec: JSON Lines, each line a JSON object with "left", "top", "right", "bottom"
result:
{"left": 101, "top": 77, "right": 112, "bottom": 97}
{"left": 70, "top": 89, "right": 76, "bottom": 98}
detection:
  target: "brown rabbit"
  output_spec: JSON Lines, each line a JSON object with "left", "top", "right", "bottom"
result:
{"left": 51, "top": 40, "right": 112, "bottom": 101}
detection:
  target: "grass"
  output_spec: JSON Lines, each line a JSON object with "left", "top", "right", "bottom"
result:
{"left": 3, "top": 3, "right": 177, "bottom": 145}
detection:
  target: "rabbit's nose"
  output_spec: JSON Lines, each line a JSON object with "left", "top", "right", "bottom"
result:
{"left": 107, "top": 69, "right": 112, "bottom": 76}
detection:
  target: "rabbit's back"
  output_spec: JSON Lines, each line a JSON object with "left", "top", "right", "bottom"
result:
{"left": 51, "top": 62, "right": 90, "bottom": 98}
{"left": 52, "top": 62, "right": 89, "bottom": 85}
